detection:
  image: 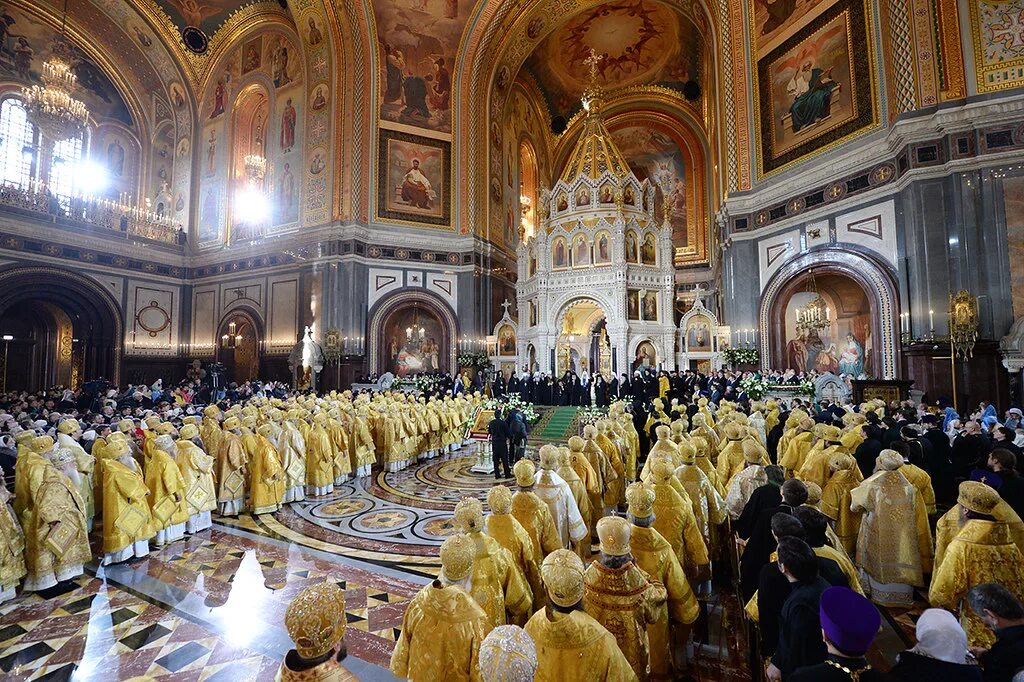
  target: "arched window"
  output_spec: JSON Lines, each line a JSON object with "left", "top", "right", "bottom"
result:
{"left": 0, "top": 98, "right": 38, "bottom": 189}
{"left": 518, "top": 140, "right": 538, "bottom": 241}
{"left": 49, "top": 134, "right": 86, "bottom": 199}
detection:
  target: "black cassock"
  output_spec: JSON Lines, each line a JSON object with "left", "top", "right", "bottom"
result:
{"left": 770, "top": 576, "right": 829, "bottom": 676}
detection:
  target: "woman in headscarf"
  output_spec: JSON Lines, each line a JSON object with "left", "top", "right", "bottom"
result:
{"left": 943, "top": 406, "right": 960, "bottom": 435}
{"left": 889, "top": 608, "right": 982, "bottom": 681}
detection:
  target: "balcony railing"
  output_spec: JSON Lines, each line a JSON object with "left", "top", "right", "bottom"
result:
{"left": 0, "top": 181, "right": 187, "bottom": 248}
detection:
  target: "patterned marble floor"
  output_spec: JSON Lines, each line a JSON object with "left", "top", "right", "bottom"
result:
{"left": 0, "top": 447, "right": 923, "bottom": 681}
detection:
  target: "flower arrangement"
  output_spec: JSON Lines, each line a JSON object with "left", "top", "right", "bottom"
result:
{"left": 798, "top": 379, "right": 817, "bottom": 399}
{"left": 393, "top": 374, "right": 441, "bottom": 394}
{"left": 458, "top": 351, "right": 492, "bottom": 368}
{"left": 481, "top": 393, "right": 539, "bottom": 423}
{"left": 723, "top": 347, "right": 760, "bottom": 366}
{"left": 577, "top": 406, "right": 608, "bottom": 427}
{"left": 739, "top": 375, "right": 770, "bottom": 400}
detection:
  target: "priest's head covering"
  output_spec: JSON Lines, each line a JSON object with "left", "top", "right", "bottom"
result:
{"left": 911, "top": 608, "right": 970, "bottom": 664}
{"left": 440, "top": 534, "right": 474, "bottom": 584}
{"left": 678, "top": 439, "right": 696, "bottom": 464}
{"left": 155, "top": 422, "right": 175, "bottom": 435}
{"left": 454, "top": 496, "right": 485, "bottom": 532}
{"left": 582, "top": 424, "right": 597, "bottom": 439}
{"left": 30, "top": 435, "right": 54, "bottom": 453}
{"left": 222, "top": 416, "right": 241, "bottom": 431}
{"left": 487, "top": 485, "right": 513, "bottom": 514}
{"left": 479, "top": 625, "right": 537, "bottom": 682}
{"left": 626, "top": 481, "right": 656, "bottom": 519}
{"left": 655, "top": 424, "right": 671, "bottom": 441}
{"left": 567, "top": 436, "right": 585, "bottom": 452}
{"left": 723, "top": 423, "right": 743, "bottom": 441}
{"left": 597, "top": 516, "right": 632, "bottom": 557}
{"left": 14, "top": 430, "right": 35, "bottom": 446}
{"left": 650, "top": 458, "right": 675, "bottom": 484}
{"left": 181, "top": 416, "right": 198, "bottom": 426}
{"left": 538, "top": 444, "right": 559, "bottom": 471}
{"left": 178, "top": 424, "right": 199, "bottom": 440}
{"left": 513, "top": 459, "right": 535, "bottom": 487}
{"left": 876, "top": 449, "right": 904, "bottom": 471}
{"left": 49, "top": 447, "right": 76, "bottom": 467}
{"left": 284, "top": 582, "right": 347, "bottom": 660}
{"left": 57, "top": 418, "right": 81, "bottom": 435}
{"left": 154, "top": 434, "right": 176, "bottom": 453}
{"left": 819, "top": 587, "right": 880, "bottom": 656}
{"left": 958, "top": 480, "right": 1001, "bottom": 515}
{"left": 804, "top": 482, "right": 823, "bottom": 509}
{"left": 742, "top": 439, "right": 762, "bottom": 463}
{"left": 820, "top": 424, "right": 843, "bottom": 443}
{"left": 117, "top": 419, "right": 135, "bottom": 433}
{"left": 829, "top": 452, "right": 856, "bottom": 472}
{"left": 256, "top": 423, "right": 274, "bottom": 439}
{"left": 541, "top": 549, "right": 585, "bottom": 608}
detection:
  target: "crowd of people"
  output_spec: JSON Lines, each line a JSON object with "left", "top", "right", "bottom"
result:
{"left": 2, "top": 375, "right": 1024, "bottom": 680}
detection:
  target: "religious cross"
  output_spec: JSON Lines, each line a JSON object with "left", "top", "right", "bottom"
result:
{"left": 692, "top": 285, "right": 707, "bottom": 305}
{"left": 501, "top": 299, "right": 512, "bottom": 316}
{"left": 583, "top": 49, "right": 603, "bottom": 86}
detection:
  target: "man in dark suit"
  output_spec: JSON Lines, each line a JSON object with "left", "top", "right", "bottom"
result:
{"left": 968, "top": 582, "right": 1024, "bottom": 682}
{"left": 488, "top": 408, "right": 512, "bottom": 480}
{"left": 766, "top": 537, "right": 830, "bottom": 680}
{"left": 790, "top": 587, "right": 892, "bottom": 681}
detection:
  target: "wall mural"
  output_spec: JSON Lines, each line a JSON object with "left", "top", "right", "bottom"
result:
{"left": 382, "top": 306, "right": 447, "bottom": 376}
{"left": 968, "top": 0, "right": 1024, "bottom": 93}
{"left": 0, "top": 5, "right": 132, "bottom": 125}
{"left": 752, "top": 0, "right": 840, "bottom": 58}
{"left": 373, "top": 0, "right": 473, "bottom": 133}
{"left": 198, "top": 28, "right": 305, "bottom": 245}
{"left": 782, "top": 288, "right": 871, "bottom": 376}
{"left": 757, "top": 0, "right": 875, "bottom": 175}
{"left": 1002, "top": 176, "right": 1024, "bottom": 320}
{"left": 524, "top": 0, "right": 704, "bottom": 123}
{"left": 153, "top": 0, "right": 262, "bottom": 39}
{"left": 611, "top": 125, "right": 687, "bottom": 248}
{"left": 377, "top": 128, "right": 451, "bottom": 227}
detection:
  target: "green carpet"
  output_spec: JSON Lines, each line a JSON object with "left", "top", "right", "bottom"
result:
{"left": 530, "top": 406, "right": 580, "bottom": 444}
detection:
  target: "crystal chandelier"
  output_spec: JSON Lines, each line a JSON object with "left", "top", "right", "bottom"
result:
{"left": 21, "top": 1, "right": 90, "bottom": 142}
{"left": 244, "top": 154, "right": 267, "bottom": 182}
{"left": 795, "top": 270, "right": 830, "bottom": 333}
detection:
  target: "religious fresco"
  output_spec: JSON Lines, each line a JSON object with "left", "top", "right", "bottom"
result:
{"left": 633, "top": 340, "right": 656, "bottom": 370}
{"left": 523, "top": 0, "right": 704, "bottom": 123}
{"left": 782, "top": 288, "right": 871, "bottom": 376}
{"left": 1001, "top": 176, "right": 1024, "bottom": 319}
{"left": 497, "top": 324, "right": 516, "bottom": 355}
{"left": 751, "top": 0, "right": 841, "bottom": 58}
{"left": 641, "top": 291, "right": 658, "bottom": 321}
{"left": 152, "top": 0, "right": 259, "bottom": 39}
{"left": 382, "top": 306, "right": 447, "bottom": 376}
{"left": 273, "top": 86, "right": 303, "bottom": 225}
{"left": 968, "top": 0, "right": 1024, "bottom": 93}
{"left": 757, "top": 0, "right": 876, "bottom": 175}
{"left": 611, "top": 125, "right": 688, "bottom": 248}
{"left": 373, "top": 0, "right": 473, "bottom": 133}
{"left": 627, "top": 289, "right": 641, "bottom": 320}
{"left": 93, "top": 127, "right": 139, "bottom": 200}
{"left": 0, "top": 5, "right": 132, "bottom": 125}
{"left": 377, "top": 129, "right": 451, "bottom": 227}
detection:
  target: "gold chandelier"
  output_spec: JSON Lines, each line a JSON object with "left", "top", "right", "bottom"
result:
{"left": 244, "top": 154, "right": 268, "bottom": 182}
{"left": 21, "top": 0, "right": 90, "bottom": 142}
{"left": 795, "top": 269, "right": 830, "bottom": 334}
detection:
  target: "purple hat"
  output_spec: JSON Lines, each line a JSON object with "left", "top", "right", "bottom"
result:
{"left": 820, "top": 587, "right": 880, "bottom": 656}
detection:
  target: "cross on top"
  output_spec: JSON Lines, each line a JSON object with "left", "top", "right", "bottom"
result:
{"left": 583, "top": 49, "right": 603, "bottom": 84}
{"left": 501, "top": 299, "right": 512, "bottom": 315}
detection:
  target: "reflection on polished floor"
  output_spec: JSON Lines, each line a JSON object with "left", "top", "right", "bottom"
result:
{"left": 1, "top": 450, "right": 916, "bottom": 680}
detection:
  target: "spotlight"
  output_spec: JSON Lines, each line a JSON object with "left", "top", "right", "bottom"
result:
{"left": 75, "top": 159, "right": 108, "bottom": 196}
{"left": 235, "top": 184, "right": 270, "bottom": 224}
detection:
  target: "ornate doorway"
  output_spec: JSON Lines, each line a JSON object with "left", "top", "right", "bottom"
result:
{"left": 217, "top": 311, "right": 262, "bottom": 382}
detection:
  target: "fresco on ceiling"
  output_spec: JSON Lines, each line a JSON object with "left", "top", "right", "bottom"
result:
{"left": 610, "top": 125, "right": 687, "bottom": 248}
{"left": 757, "top": 0, "right": 875, "bottom": 174}
{"left": 524, "top": 0, "right": 703, "bottom": 123}
{"left": 752, "top": 0, "right": 840, "bottom": 58}
{"left": 374, "top": 0, "right": 475, "bottom": 133}
{"left": 0, "top": 4, "right": 132, "bottom": 125}
{"left": 154, "top": 0, "right": 253, "bottom": 38}
{"left": 969, "top": 0, "right": 1024, "bottom": 93}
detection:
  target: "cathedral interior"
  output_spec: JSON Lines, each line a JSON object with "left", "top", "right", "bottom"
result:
{"left": 1, "top": 0, "right": 1024, "bottom": 679}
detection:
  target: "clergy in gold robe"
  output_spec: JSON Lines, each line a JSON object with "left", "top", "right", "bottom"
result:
{"left": 850, "top": 450, "right": 933, "bottom": 607}
{"left": 525, "top": 549, "right": 638, "bottom": 682}
{"left": 349, "top": 407, "right": 376, "bottom": 478}
{"left": 899, "top": 457, "right": 937, "bottom": 516}
{"left": 779, "top": 417, "right": 815, "bottom": 475}
{"left": 673, "top": 440, "right": 726, "bottom": 558}
{"left": 566, "top": 440, "right": 600, "bottom": 531}
{"left": 617, "top": 413, "right": 641, "bottom": 482}
{"left": 146, "top": 435, "right": 189, "bottom": 546}
{"left": 626, "top": 482, "right": 698, "bottom": 680}
{"left": 325, "top": 410, "right": 353, "bottom": 485}
{"left": 305, "top": 415, "right": 335, "bottom": 497}
{"left": 250, "top": 425, "right": 286, "bottom": 515}
{"left": 533, "top": 445, "right": 588, "bottom": 551}
{"left": 486, "top": 485, "right": 544, "bottom": 614}
{"left": 820, "top": 452, "right": 863, "bottom": 556}
{"left": 0, "top": 471, "right": 25, "bottom": 603}
{"left": 391, "top": 535, "right": 488, "bottom": 681}
{"left": 14, "top": 435, "right": 53, "bottom": 528}
{"left": 723, "top": 442, "right": 769, "bottom": 520}
{"left": 796, "top": 424, "right": 847, "bottom": 490}
{"left": 584, "top": 516, "right": 667, "bottom": 681}
{"left": 200, "top": 406, "right": 223, "bottom": 464}
{"left": 716, "top": 424, "right": 766, "bottom": 487}
{"left": 23, "top": 450, "right": 91, "bottom": 591}
{"left": 933, "top": 491, "right": 1024, "bottom": 573}
{"left": 556, "top": 445, "right": 593, "bottom": 561}
{"left": 279, "top": 414, "right": 307, "bottom": 503}
{"left": 649, "top": 460, "right": 710, "bottom": 582}
{"left": 928, "top": 481, "right": 1024, "bottom": 648}
{"left": 511, "top": 459, "right": 562, "bottom": 562}
{"left": 217, "top": 418, "right": 248, "bottom": 516}
{"left": 596, "top": 420, "right": 626, "bottom": 508}
{"left": 582, "top": 425, "right": 613, "bottom": 519}
{"left": 99, "top": 440, "right": 154, "bottom": 565}
{"left": 174, "top": 425, "right": 217, "bottom": 533}
{"left": 453, "top": 497, "right": 532, "bottom": 631}
{"left": 277, "top": 582, "right": 360, "bottom": 682}
{"left": 641, "top": 426, "right": 680, "bottom": 482}
{"left": 56, "top": 419, "right": 95, "bottom": 533}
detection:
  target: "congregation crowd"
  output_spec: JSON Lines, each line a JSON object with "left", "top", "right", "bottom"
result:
{"left": 1, "top": 378, "right": 1024, "bottom": 680}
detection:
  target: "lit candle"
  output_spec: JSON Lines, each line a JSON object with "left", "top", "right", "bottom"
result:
{"left": 929, "top": 309, "right": 935, "bottom": 334}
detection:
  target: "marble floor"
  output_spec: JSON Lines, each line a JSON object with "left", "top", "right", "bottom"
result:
{"left": 1, "top": 447, "right": 923, "bottom": 681}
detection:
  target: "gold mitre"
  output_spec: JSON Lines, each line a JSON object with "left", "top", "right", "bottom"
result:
{"left": 513, "top": 459, "right": 535, "bottom": 487}
{"left": 958, "top": 480, "right": 1001, "bottom": 515}
{"left": 454, "top": 496, "right": 485, "bottom": 532}
{"left": 625, "top": 481, "right": 656, "bottom": 519}
{"left": 487, "top": 485, "right": 513, "bottom": 514}
{"left": 597, "top": 515, "right": 632, "bottom": 557}
{"left": 541, "top": 549, "right": 585, "bottom": 607}
{"left": 440, "top": 534, "right": 474, "bottom": 583}
{"left": 284, "top": 582, "right": 347, "bottom": 660}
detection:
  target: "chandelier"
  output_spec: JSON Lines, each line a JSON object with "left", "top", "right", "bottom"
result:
{"left": 21, "top": 1, "right": 90, "bottom": 142}
{"left": 405, "top": 309, "right": 425, "bottom": 344}
{"left": 244, "top": 154, "right": 267, "bottom": 182}
{"left": 221, "top": 321, "right": 243, "bottom": 350}
{"left": 795, "top": 270, "right": 830, "bottom": 334}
